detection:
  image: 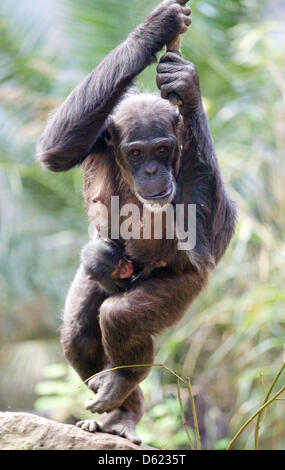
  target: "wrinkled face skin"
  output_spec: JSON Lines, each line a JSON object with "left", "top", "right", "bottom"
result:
{"left": 120, "top": 123, "right": 178, "bottom": 205}
{"left": 107, "top": 94, "right": 181, "bottom": 210}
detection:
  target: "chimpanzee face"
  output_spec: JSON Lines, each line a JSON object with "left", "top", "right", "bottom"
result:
{"left": 107, "top": 95, "right": 181, "bottom": 209}
{"left": 119, "top": 125, "right": 178, "bottom": 207}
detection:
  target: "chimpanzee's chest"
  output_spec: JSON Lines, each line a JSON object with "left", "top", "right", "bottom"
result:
{"left": 122, "top": 209, "right": 179, "bottom": 267}
{"left": 89, "top": 197, "right": 178, "bottom": 263}
{"left": 84, "top": 152, "right": 188, "bottom": 271}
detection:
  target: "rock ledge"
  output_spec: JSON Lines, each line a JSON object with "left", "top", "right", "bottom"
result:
{"left": 0, "top": 411, "right": 151, "bottom": 450}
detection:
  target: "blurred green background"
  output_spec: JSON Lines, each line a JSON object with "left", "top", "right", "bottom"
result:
{"left": 0, "top": 0, "right": 285, "bottom": 450}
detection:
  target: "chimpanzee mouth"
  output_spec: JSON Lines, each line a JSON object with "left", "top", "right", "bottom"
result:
{"left": 140, "top": 185, "right": 173, "bottom": 200}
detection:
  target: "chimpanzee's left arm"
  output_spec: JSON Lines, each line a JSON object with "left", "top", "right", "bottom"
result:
{"left": 36, "top": 1, "right": 191, "bottom": 173}
{"left": 156, "top": 52, "right": 236, "bottom": 269}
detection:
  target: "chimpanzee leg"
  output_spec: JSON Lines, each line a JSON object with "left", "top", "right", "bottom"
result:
{"left": 61, "top": 264, "right": 145, "bottom": 443}
{"left": 85, "top": 268, "right": 208, "bottom": 414}
{"left": 60, "top": 265, "right": 108, "bottom": 380}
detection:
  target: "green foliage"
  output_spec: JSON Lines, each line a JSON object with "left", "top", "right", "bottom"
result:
{"left": 214, "top": 438, "right": 231, "bottom": 450}
{"left": 1, "top": 0, "right": 285, "bottom": 449}
{"left": 138, "top": 397, "right": 195, "bottom": 448}
{"left": 33, "top": 363, "right": 92, "bottom": 423}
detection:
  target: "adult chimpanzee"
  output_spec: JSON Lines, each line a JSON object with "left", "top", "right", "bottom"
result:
{"left": 37, "top": 0, "right": 236, "bottom": 444}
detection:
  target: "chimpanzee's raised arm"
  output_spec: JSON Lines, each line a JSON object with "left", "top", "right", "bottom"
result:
{"left": 157, "top": 51, "right": 236, "bottom": 267}
{"left": 37, "top": 0, "right": 191, "bottom": 172}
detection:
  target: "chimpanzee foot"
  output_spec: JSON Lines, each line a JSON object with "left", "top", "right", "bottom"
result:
{"left": 76, "top": 419, "right": 97, "bottom": 433}
{"left": 76, "top": 408, "right": 141, "bottom": 445}
{"left": 85, "top": 370, "right": 135, "bottom": 414}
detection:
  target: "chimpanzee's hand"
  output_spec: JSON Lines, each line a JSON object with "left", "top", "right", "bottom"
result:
{"left": 81, "top": 239, "right": 133, "bottom": 295}
{"left": 134, "top": 1, "right": 192, "bottom": 54}
{"left": 156, "top": 52, "right": 202, "bottom": 114}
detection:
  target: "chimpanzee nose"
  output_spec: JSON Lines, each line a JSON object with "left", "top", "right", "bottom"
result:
{"left": 144, "top": 161, "right": 158, "bottom": 176}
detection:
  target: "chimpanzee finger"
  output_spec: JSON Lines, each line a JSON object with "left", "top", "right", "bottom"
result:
{"left": 157, "top": 61, "right": 185, "bottom": 75}
{"left": 157, "top": 63, "right": 173, "bottom": 74}
{"left": 182, "top": 5, "right": 191, "bottom": 16}
{"left": 156, "top": 73, "right": 176, "bottom": 89}
{"left": 159, "top": 51, "right": 187, "bottom": 64}
{"left": 183, "top": 15, "right": 192, "bottom": 26}
{"left": 160, "top": 82, "right": 178, "bottom": 100}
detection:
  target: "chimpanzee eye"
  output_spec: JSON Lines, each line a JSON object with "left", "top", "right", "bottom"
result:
{"left": 131, "top": 149, "right": 141, "bottom": 157}
{"left": 157, "top": 146, "right": 168, "bottom": 154}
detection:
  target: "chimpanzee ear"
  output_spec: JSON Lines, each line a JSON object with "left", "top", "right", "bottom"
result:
{"left": 105, "top": 117, "right": 120, "bottom": 147}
